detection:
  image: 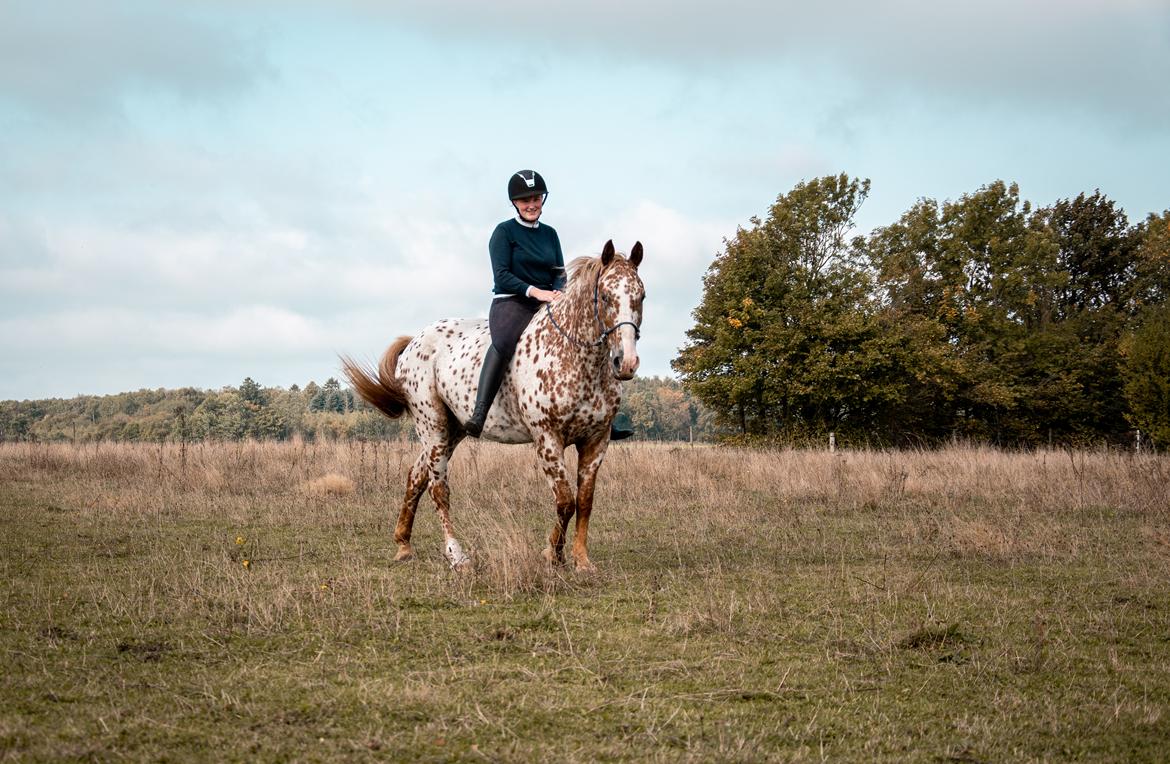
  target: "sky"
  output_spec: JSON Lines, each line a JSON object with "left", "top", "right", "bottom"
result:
{"left": 2, "top": 0, "right": 1168, "bottom": 401}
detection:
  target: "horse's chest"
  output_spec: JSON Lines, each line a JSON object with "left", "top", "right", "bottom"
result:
{"left": 523, "top": 361, "right": 617, "bottom": 422}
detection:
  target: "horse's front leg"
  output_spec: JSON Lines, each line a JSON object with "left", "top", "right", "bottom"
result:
{"left": 571, "top": 435, "right": 610, "bottom": 573}
{"left": 536, "top": 435, "right": 575, "bottom": 566}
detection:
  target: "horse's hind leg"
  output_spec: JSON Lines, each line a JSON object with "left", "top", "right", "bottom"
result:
{"left": 425, "top": 435, "right": 471, "bottom": 569}
{"left": 393, "top": 450, "right": 431, "bottom": 561}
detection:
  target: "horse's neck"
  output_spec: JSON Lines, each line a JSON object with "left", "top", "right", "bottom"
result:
{"left": 538, "top": 288, "right": 607, "bottom": 359}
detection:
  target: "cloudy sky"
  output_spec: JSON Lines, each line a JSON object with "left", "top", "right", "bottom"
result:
{"left": 2, "top": 1, "right": 1167, "bottom": 400}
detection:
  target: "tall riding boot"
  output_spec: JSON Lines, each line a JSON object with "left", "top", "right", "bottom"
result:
{"left": 464, "top": 346, "right": 506, "bottom": 437}
{"left": 610, "top": 412, "right": 634, "bottom": 441}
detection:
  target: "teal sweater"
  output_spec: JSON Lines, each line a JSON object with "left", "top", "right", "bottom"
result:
{"left": 489, "top": 219, "right": 565, "bottom": 296}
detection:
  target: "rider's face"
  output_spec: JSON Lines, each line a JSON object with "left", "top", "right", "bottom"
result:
{"left": 513, "top": 194, "right": 544, "bottom": 222}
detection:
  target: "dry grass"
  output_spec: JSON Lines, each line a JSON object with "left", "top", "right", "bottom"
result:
{"left": 305, "top": 472, "right": 357, "bottom": 497}
{"left": 2, "top": 440, "right": 1169, "bottom": 761}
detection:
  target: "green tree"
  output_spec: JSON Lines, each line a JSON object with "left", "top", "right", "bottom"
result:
{"left": 1133, "top": 210, "right": 1170, "bottom": 307}
{"left": 322, "top": 377, "right": 346, "bottom": 414}
{"left": 868, "top": 181, "right": 1068, "bottom": 443}
{"left": 239, "top": 376, "right": 268, "bottom": 406}
{"left": 1121, "top": 303, "right": 1170, "bottom": 447}
{"left": 675, "top": 174, "right": 884, "bottom": 440}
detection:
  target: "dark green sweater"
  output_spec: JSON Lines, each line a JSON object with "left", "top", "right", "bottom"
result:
{"left": 489, "top": 219, "right": 565, "bottom": 296}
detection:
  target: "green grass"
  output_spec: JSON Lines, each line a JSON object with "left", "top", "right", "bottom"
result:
{"left": 1, "top": 441, "right": 1169, "bottom": 762}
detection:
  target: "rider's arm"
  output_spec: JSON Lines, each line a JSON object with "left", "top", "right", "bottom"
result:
{"left": 488, "top": 225, "right": 532, "bottom": 296}
{"left": 551, "top": 229, "right": 566, "bottom": 291}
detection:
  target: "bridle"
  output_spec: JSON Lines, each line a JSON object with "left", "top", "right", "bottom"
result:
{"left": 545, "top": 267, "right": 641, "bottom": 350}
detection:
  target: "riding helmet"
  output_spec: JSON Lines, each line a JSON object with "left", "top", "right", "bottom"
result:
{"left": 508, "top": 170, "right": 548, "bottom": 200}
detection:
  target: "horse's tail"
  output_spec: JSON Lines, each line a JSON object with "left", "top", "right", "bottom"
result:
{"left": 341, "top": 336, "right": 413, "bottom": 419}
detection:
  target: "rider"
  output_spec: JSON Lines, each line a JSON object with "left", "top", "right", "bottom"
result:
{"left": 464, "top": 170, "right": 633, "bottom": 440}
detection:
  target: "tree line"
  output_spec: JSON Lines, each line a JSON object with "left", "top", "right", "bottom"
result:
{"left": 674, "top": 176, "right": 1169, "bottom": 448}
{"left": 0, "top": 376, "right": 715, "bottom": 443}
{"left": 6, "top": 174, "right": 1165, "bottom": 448}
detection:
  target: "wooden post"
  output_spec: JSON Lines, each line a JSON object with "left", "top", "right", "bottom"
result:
{"left": 829, "top": 432, "right": 836, "bottom": 453}
{"left": 1135, "top": 429, "right": 1143, "bottom": 454}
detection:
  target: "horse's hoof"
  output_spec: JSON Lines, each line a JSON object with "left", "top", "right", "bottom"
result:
{"left": 542, "top": 547, "right": 566, "bottom": 566}
{"left": 394, "top": 546, "right": 415, "bottom": 562}
{"left": 574, "top": 559, "right": 597, "bottom": 575}
{"left": 445, "top": 539, "right": 471, "bottom": 571}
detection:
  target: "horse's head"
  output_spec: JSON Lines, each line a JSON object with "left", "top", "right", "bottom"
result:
{"left": 597, "top": 240, "right": 644, "bottom": 380}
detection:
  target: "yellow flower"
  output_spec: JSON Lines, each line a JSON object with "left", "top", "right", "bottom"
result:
{"left": 727, "top": 317, "right": 743, "bottom": 328}
{"left": 742, "top": 297, "right": 753, "bottom": 308}
{"left": 320, "top": 584, "right": 329, "bottom": 590}
{"left": 242, "top": 559, "right": 250, "bottom": 569}
{"left": 235, "top": 536, "right": 245, "bottom": 545}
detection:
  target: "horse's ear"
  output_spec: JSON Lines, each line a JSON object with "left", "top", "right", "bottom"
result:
{"left": 630, "top": 241, "right": 643, "bottom": 268}
{"left": 601, "top": 240, "right": 615, "bottom": 266}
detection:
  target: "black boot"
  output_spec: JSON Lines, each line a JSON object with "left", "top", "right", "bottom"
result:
{"left": 610, "top": 413, "right": 634, "bottom": 441}
{"left": 464, "top": 346, "right": 506, "bottom": 437}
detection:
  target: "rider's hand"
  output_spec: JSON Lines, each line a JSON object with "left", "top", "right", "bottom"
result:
{"left": 530, "top": 288, "right": 562, "bottom": 303}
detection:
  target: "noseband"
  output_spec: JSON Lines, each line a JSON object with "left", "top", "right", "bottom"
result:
{"left": 545, "top": 268, "right": 641, "bottom": 350}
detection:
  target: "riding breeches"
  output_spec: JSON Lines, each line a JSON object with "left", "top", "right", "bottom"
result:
{"left": 488, "top": 295, "right": 541, "bottom": 360}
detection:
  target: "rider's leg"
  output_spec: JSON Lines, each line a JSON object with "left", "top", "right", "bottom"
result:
{"left": 464, "top": 345, "right": 505, "bottom": 437}
{"left": 464, "top": 296, "right": 539, "bottom": 437}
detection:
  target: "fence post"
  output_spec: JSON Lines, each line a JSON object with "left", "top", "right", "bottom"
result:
{"left": 829, "top": 432, "right": 836, "bottom": 453}
{"left": 1135, "top": 429, "right": 1143, "bottom": 454}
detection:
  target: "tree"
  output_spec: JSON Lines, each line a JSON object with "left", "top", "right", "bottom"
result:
{"left": 675, "top": 174, "right": 882, "bottom": 440}
{"left": 867, "top": 181, "right": 1075, "bottom": 443}
{"left": 1023, "top": 192, "right": 1139, "bottom": 441}
{"left": 1121, "top": 303, "right": 1170, "bottom": 447}
{"left": 1045, "top": 191, "right": 1138, "bottom": 316}
{"left": 322, "top": 377, "right": 346, "bottom": 414}
{"left": 239, "top": 376, "right": 267, "bottom": 406}
{"left": 1133, "top": 210, "right": 1170, "bottom": 308}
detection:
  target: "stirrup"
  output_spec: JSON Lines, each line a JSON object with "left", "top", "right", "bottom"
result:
{"left": 610, "top": 425, "right": 634, "bottom": 441}
{"left": 464, "top": 409, "right": 487, "bottom": 437}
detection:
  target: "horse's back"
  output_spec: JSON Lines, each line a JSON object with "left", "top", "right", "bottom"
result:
{"left": 400, "top": 317, "right": 487, "bottom": 397}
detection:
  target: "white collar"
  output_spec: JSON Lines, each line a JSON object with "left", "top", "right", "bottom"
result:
{"left": 515, "top": 215, "right": 540, "bottom": 229}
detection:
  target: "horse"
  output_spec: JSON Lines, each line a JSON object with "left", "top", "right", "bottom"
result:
{"left": 342, "top": 240, "right": 645, "bottom": 572}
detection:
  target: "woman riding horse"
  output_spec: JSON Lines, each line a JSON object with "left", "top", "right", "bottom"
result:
{"left": 464, "top": 170, "right": 632, "bottom": 440}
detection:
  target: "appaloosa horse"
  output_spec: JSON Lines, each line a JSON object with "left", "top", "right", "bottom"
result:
{"left": 343, "top": 240, "right": 644, "bottom": 572}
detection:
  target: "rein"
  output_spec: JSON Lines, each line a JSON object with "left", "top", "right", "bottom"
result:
{"left": 545, "top": 268, "right": 641, "bottom": 350}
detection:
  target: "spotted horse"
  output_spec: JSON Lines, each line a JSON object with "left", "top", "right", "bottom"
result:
{"left": 343, "top": 241, "right": 645, "bottom": 572}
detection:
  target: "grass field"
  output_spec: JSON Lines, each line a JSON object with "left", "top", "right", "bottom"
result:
{"left": 2, "top": 439, "right": 1169, "bottom": 762}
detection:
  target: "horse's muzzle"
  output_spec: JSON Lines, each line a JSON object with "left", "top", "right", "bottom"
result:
{"left": 611, "top": 347, "right": 640, "bottom": 380}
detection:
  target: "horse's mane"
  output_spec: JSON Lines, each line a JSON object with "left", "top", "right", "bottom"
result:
{"left": 565, "top": 256, "right": 603, "bottom": 295}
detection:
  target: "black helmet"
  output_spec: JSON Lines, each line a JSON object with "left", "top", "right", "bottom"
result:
{"left": 508, "top": 170, "right": 548, "bottom": 200}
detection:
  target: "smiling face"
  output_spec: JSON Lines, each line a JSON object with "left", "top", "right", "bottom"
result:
{"left": 512, "top": 193, "right": 544, "bottom": 223}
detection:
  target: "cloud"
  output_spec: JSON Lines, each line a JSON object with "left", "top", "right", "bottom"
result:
{"left": 0, "top": 1, "right": 269, "bottom": 125}
{"left": 0, "top": 305, "right": 327, "bottom": 356}
{"left": 341, "top": 0, "right": 1170, "bottom": 130}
